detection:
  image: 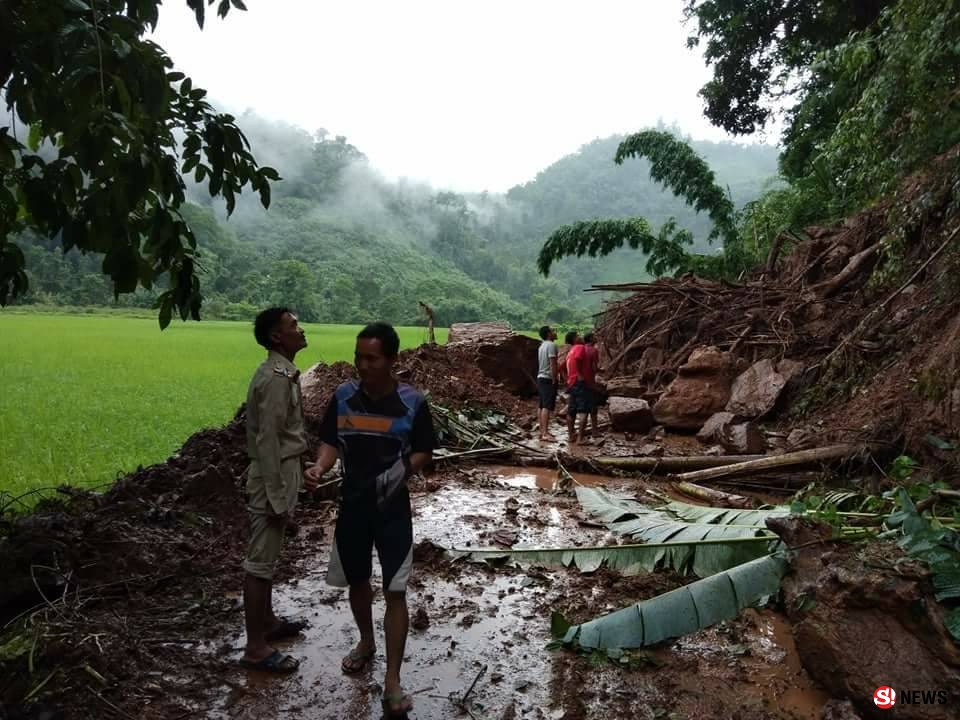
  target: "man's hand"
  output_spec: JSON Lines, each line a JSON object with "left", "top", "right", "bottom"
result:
{"left": 304, "top": 463, "right": 325, "bottom": 491}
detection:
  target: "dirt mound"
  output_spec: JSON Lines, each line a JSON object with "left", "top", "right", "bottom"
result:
{"left": 769, "top": 517, "right": 960, "bottom": 719}
{"left": 592, "top": 146, "right": 960, "bottom": 457}
{"left": 302, "top": 347, "right": 535, "bottom": 423}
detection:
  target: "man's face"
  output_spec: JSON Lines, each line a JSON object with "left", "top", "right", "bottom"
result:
{"left": 355, "top": 337, "right": 394, "bottom": 385}
{"left": 550, "top": 329, "right": 557, "bottom": 341}
{"left": 272, "top": 312, "right": 307, "bottom": 356}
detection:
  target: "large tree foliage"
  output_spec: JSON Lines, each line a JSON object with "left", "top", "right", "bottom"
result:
{"left": 781, "top": 0, "right": 960, "bottom": 217}
{"left": 684, "top": 0, "right": 891, "bottom": 135}
{"left": 0, "top": 0, "right": 278, "bottom": 327}
{"left": 537, "top": 131, "right": 744, "bottom": 279}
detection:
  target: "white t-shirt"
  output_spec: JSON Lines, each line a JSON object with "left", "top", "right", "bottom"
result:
{"left": 537, "top": 340, "right": 558, "bottom": 379}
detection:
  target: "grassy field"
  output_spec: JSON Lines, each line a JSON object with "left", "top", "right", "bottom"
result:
{"left": 0, "top": 314, "right": 445, "bottom": 500}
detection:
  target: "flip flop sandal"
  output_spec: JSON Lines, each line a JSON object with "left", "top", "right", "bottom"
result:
{"left": 341, "top": 646, "right": 376, "bottom": 674}
{"left": 265, "top": 617, "right": 309, "bottom": 642}
{"left": 239, "top": 650, "right": 300, "bottom": 674}
{"left": 381, "top": 688, "right": 413, "bottom": 717}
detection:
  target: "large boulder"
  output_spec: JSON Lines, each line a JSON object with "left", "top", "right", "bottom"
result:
{"left": 653, "top": 346, "right": 736, "bottom": 430}
{"left": 609, "top": 397, "right": 654, "bottom": 432}
{"left": 768, "top": 517, "right": 960, "bottom": 720}
{"left": 726, "top": 358, "right": 805, "bottom": 418}
{"left": 446, "top": 323, "right": 539, "bottom": 396}
{"left": 605, "top": 376, "right": 646, "bottom": 399}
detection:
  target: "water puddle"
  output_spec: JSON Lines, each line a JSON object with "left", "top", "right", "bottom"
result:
{"left": 487, "top": 464, "right": 610, "bottom": 491}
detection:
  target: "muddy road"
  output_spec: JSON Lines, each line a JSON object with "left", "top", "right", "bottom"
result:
{"left": 204, "top": 466, "right": 827, "bottom": 720}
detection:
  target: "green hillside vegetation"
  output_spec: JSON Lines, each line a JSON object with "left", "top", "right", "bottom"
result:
{"left": 11, "top": 120, "right": 778, "bottom": 327}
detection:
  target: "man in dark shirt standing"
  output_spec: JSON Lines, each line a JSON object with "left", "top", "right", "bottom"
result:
{"left": 305, "top": 322, "right": 436, "bottom": 718}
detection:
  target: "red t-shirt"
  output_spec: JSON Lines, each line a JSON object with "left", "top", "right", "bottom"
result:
{"left": 565, "top": 344, "right": 586, "bottom": 387}
{"left": 582, "top": 344, "right": 599, "bottom": 385}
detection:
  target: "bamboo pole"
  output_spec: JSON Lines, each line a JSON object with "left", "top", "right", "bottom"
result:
{"left": 671, "top": 444, "right": 870, "bottom": 484}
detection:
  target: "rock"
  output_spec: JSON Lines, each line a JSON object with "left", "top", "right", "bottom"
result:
{"left": 697, "top": 413, "right": 764, "bottom": 453}
{"left": 726, "top": 358, "right": 805, "bottom": 418}
{"left": 697, "top": 412, "right": 736, "bottom": 444}
{"left": 678, "top": 346, "right": 732, "bottom": 376}
{"left": 822, "top": 700, "right": 863, "bottom": 720}
{"left": 445, "top": 324, "right": 540, "bottom": 396}
{"left": 411, "top": 606, "right": 430, "bottom": 630}
{"left": 604, "top": 376, "right": 646, "bottom": 399}
{"left": 653, "top": 346, "right": 736, "bottom": 429}
{"left": 768, "top": 517, "right": 960, "bottom": 720}
{"left": 722, "top": 422, "right": 766, "bottom": 454}
{"left": 473, "top": 334, "right": 540, "bottom": 396}
{"left": 609, "top": 397, "right": 654, "bottom": 433}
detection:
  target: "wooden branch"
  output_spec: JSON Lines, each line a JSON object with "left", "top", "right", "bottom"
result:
{"left": 807, "top": 243, "right": 879, "bottom": 298}
{"left": 671, "top": 444, "right": 871, "bottom": 483}
{"left": 673, "top": 481, "right": 755, "bottom": 509}
{"left": 821, "top": 224, "right": 960, "bottom": 367}
{"left": 594, "top": 455, "right": 767, "bottom": 472}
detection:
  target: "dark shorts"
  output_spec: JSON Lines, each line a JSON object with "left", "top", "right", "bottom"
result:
{"left": 567, "top": 380, "right": 594, "bottom": 417}
{"left": 326, "top": 488, "right": 413, "bottom": 592}
{"left": 538, "top": 377, "right": 557, "bottom": 410}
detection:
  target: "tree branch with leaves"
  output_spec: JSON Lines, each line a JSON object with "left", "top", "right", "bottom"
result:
{"left": 0, "top": 0, "right": 278, "bottom": 327}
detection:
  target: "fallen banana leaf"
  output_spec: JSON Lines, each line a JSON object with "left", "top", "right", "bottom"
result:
{"left": 576, "top": 487, "right": 779, "bottom": 577}
{"left": 661, "top": 500, "right": 790, "bottom": 527}
{"left": 563, "top": 552, "right": 791, "bottom": 649}
{"left": 453, "top": 535, "right": 774, "bottom": 577}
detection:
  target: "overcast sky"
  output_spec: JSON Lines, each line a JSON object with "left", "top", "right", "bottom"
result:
{"left": 153, "top": 0, "right": 776, "bottom": 192}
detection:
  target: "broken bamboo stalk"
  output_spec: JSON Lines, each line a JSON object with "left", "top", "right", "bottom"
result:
{"left": 434, "top": 447, "right": 514, "bottom": 463}
{"left": 673, "top": 481, "right": 755, "bottom": 509}
{"left": 593, "top": 455, "right": 766, "bottom": 472}
{"left": 671, "top": 444, "right": 871, "bottom": 484}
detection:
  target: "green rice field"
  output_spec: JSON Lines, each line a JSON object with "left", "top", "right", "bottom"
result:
{"left": 0, "top": 313, "right": 445, "bottom": 500}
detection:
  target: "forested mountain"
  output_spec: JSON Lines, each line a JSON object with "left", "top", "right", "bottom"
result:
{"left": 13, "top": 119, "right": 777, "bottom": 327}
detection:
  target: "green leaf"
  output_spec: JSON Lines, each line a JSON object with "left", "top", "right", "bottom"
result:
{"left": 576, "top": 488, "right": 779, "bottom": 577}
{"left": 662, "top": 500, "right": 791, "bottom": 527}
{"left": 565, "top": 553, "right": 791, "bottom": 649}
{"left": 455, "top": 536, "right": 774, "bottom": 578}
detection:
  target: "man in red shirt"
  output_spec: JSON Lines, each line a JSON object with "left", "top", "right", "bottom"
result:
{"left": 563, "top": 331, "right": 588, "bottom": 445}
{"left": 581, "top": 332, "right": 603, "bottom": 440}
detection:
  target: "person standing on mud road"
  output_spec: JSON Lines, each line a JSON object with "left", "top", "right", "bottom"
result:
{"left": 536, "top": 325, "right": 559, "bottom": 441}
{"left": 563, "top": 330, "right": 589, "bottom": 445}
{"left": 240, "top": 307, "right": 312, "bottom": 674}
{"left": 305, "top": 322, "right": 437, "bottom": 718}
{"left": 581, "top": 332, "right": 603, "bottom": 440}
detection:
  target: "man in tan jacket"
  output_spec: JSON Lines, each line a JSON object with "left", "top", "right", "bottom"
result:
{"left": 240, "top": 307, "right": 309, "bottom": 673}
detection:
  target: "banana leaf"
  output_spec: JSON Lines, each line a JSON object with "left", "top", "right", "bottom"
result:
{"left": 660, "top": 500, "right": 790, "bottom": 527}
{"left": 453, "top": 535, "right": 774, "bottom": 577}
{"left": 563, "top": 552, "right": 791, "bottom": 649}
{"left": 576, "top": 487, "right": 780, "bottom": 576}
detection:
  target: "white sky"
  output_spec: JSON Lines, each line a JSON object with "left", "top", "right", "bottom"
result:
{"left": 153, "top": 0, "right": 776, "bottom": 192}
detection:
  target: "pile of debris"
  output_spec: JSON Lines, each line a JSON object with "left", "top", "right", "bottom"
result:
{"left": 300, "top": 323, "right": 538, "bottom": 425}
{"left": 594, "top": 146, "right": 960, "bottom": 458}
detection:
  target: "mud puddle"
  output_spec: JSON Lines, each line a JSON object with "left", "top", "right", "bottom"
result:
{"left": 202, "top": 473, "right": 830, "bottom": 720}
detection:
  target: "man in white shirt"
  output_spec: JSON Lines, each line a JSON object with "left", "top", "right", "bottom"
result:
{"left": 536, "top": 325, "right": 559, "bottom": 441}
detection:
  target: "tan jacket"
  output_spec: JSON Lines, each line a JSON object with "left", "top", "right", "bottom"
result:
{"left": 245, "top": 351, "right": 307, "bottom": 513}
